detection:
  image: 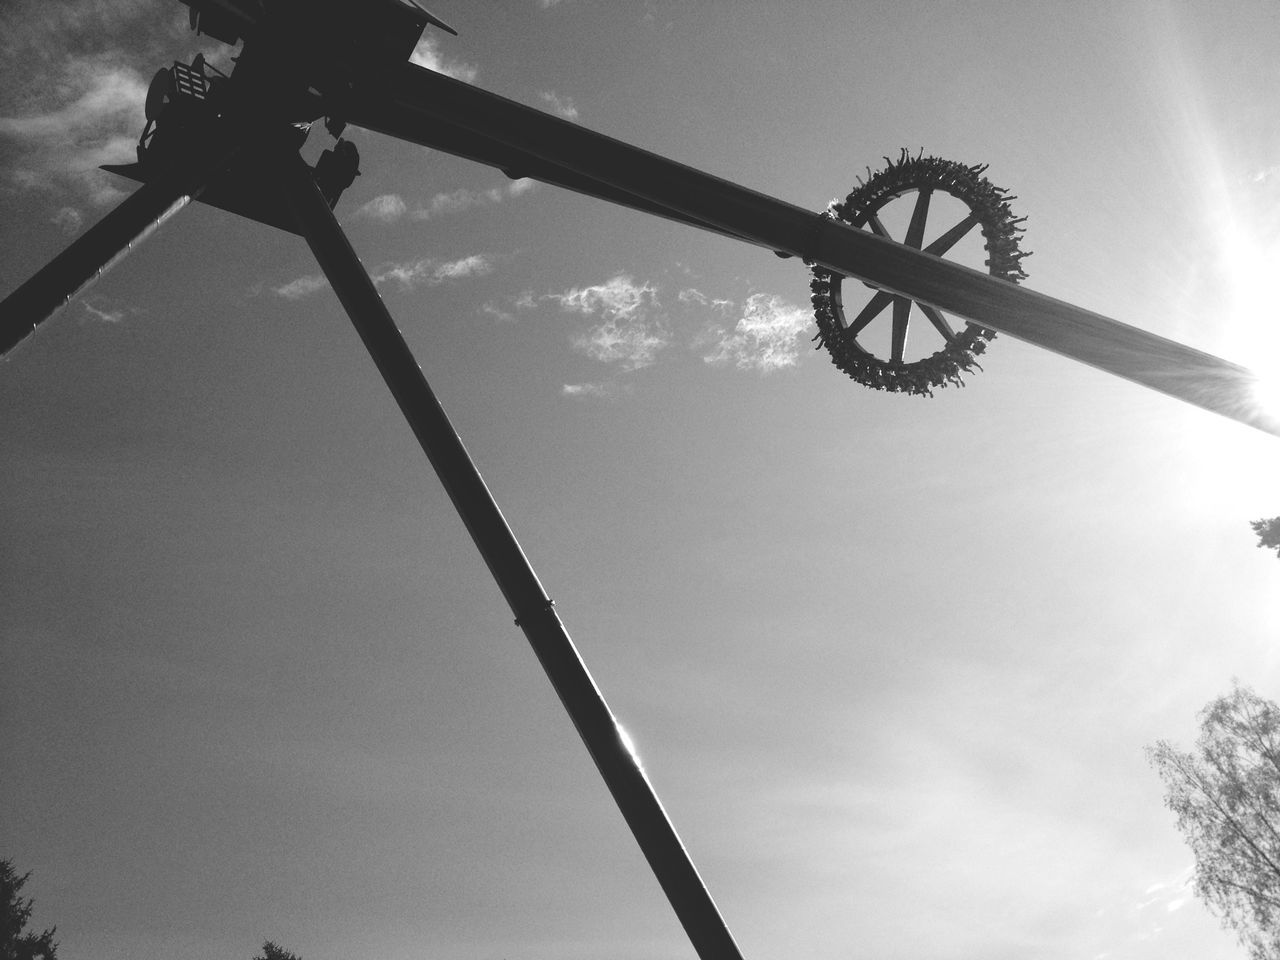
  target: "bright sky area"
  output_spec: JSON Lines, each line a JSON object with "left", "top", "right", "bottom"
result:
{"left": 2, "top": 2, "right": 1280, "bottom": 959}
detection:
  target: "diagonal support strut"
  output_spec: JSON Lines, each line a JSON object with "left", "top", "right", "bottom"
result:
{"left": 277, "top": 151, "right": 746, "bottom": 960}
{"left": 0, "top": 140, "right": 244, "bottom": 357}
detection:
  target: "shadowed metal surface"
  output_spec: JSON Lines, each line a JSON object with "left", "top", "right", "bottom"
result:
{"left": 279, "top": 153, "right": 747, "bottom": 960}
{"left": 347, "top": 63, "right": 1278, "bottom": 437}
{"left": 0, "top": 141, "right": 246, "bottom": 357}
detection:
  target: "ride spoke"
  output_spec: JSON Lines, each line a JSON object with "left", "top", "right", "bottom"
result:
{"left": 865, "top": 213, "right": 892, "bottom": 240}
{"left": 891, "top": 296, "right": 911, "bottom": 361}
{"left": 920, "top": 303, "right": 956, "bottom": 342}
{"left": 924, "top": 212, "right": 981, "bottom": 258}
{"left": 904, "top": 188, "right": 932, "bottom": 249}
{"left": 847, "top": 289, "right": 893, "bottom": 336}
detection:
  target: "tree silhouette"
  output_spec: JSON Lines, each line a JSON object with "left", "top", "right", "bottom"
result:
{"left": 1, "top": 858, "right": 57, "bottom": 960}
{"left": 253, "top": 941, "right": 302, "bottom": 960}
{"left": 1148, "top": 684, "right": 1280, "bottom": 960}
{"left": 1251, "top": 517, "right": 1280, "bottom": 559}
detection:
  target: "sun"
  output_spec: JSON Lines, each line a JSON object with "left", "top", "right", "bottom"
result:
{"left": 1252, "top": 373, "right": 1280, "bottom": 425}
{"left": 1216, "top": 222, "right": 1280, "bottom": 428}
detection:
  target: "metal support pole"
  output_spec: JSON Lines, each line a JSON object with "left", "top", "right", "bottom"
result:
{"left": 0, "top": 142, "right": 241, "bottom": 358}
{"left": 349, "top": 65, "right": 1280, "bottom": 438}
{"left": 278, "top": 152, "right": 746, "bottom": 960}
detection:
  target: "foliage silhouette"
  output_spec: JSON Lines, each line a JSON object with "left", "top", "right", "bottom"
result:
{"left": 1148, "top": 684, "right": 1280, "bottom": 960}
{"left": 1, "top": 858, "right": 57, "bottom": 960}
{"left": 1251, "top": 517, "right": 1280, "bottom": 558}
{"left": 253, "top": 941, "right": 302, "bottom": 960}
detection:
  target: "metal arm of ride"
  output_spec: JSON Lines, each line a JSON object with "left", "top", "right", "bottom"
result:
{"left": 347, "top": 64, "right": 1279, "bottom": 438}
{"left": 0, "top": 139, "right": 245, "bottom": 358}
{"left": 277, "top": 151, "right": 747, "bottom": 960}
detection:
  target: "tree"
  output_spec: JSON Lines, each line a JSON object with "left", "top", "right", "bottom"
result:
{"left": 1252, "top": 517, "right": 1280, "bottom": 559}
{"left": 253, "top": 941, "right": 302, "bottom": 960}
{"left": 1148, "top": 684, "right": 1280, "bottom": 960}
{"left": 1, "top": 859, "right": 57, "bottom": 960}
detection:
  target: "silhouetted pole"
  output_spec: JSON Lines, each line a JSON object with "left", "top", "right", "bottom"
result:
{"left": 279, "top": 151, "right": 746, "bottom": 960}
{"left": 349, "top": 64, "right": 1280, "bottom": 438}
{"left": 0, "top": 142, "right": 242, "bottom": 357}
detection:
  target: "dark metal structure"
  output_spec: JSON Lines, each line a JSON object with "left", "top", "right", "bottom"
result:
{"left": 1, "top": 4, "right": 1277, "bottom": 959}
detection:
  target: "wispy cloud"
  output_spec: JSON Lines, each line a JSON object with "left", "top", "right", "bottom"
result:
{"left": 273, "top": 274, "right": 330, "bottom": 301}
{"left": 573, "top": 317, "right": 669, "bottom": 369}
{"left": 371, "top": 253, "right": 494, "bottom": 291}
{"left": 413, "top": 179, "right": 537, "bottom": 221}
{"left": 702, "top": 292, "right": 811, "bottom": 372}
{"left": 353, "top": 194, "right": 408, "bottom": 223}
{"left": 431, "top": 254, "right": 493, "bottom": 282}
{"left": 272, "top": 254, "right": 492, "bottom": 300}
{"left": 551, "top": 275, "right": 669, "bottom": 370}
{"left": 420, "top": 186, "right": 503, "bottom": 218}
{"left": 562, "top": 382, "right": 625, "bottom": 399}
{"left": 550, "top": 274, "right": 658, "bottom": 319}
{"left": 539, "top": 90, "right": 579, "bottom": 121}
{"left": 80, "top": 297, "right": 125, "bottom": 324}
{"left": 678, "top": 287, "right": 734, "bottom": 312}
{"left": 409, "top": 35, "right": 478, "bottom": 84}
{"left": 0, "top": 53, "right": 147, "bottom": 204}
{"left": 479, "top": 301, "right": 515, "bottom": 322}
{"left": 51, "top": 206, "right": 83, "bottom": 235}
{"left": 354, "top": 180, "right": 538, "bottom": 225}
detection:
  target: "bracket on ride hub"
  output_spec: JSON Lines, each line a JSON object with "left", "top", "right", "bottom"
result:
{"left": 102, "top": 55, "right": 361, "bottom": 236}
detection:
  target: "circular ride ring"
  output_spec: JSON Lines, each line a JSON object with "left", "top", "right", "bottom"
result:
{"left": 809, "top": 150, "right": 1031, "bottom": 396}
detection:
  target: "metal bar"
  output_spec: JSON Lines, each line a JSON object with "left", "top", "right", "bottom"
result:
{"left": 349, "top": 65, "right": 1280, "bottom": 437}
{"left": 0, "top": 143, "right": 239, "bottom": 358}
{"left": 345, "top": 96, "right": 762, "bottom": 249}
{"left": 903, "top": 188, "right": 931, "bottom": 250}
{"left": 891, "top": 296, "right": 911, "bottom": 362}
{"left": 277, "top": 152, "right": 746, "bottom": 960}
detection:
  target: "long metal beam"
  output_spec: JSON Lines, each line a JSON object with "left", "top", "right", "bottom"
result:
{"left": 278, "top": 152, "right": 746, "bottom": 960}
{"left": 0, "top": 140, "right": 243, "bottom": 357}
{"left": 348, "top": 64, "right": 1279, "bottom": 437}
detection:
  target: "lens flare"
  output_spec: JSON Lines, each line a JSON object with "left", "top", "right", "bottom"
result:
{"left": 1252, "top": 374, "right": 1280, "bottom": 424}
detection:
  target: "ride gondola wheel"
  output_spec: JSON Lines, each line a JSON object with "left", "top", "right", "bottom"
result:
{"left": 809, "top": 150, "right": 1031, "bottom": 396}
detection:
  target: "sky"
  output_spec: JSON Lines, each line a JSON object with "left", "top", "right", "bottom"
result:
{"left": 2, "top": 2, "right": 1280, "bottom": 959}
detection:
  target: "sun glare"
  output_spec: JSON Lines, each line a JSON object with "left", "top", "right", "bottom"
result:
{"left": 1215, "top": 214, "right": 1280, "bottom": 429}
{"left": 1252, "top": 374, "right": 1280, "bottom": 424}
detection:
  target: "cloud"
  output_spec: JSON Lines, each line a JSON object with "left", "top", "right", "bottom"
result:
{"left": 551, "top": 275, "right": 669, "bottom": 370}
{"left": 418, "top": 187, "right": 502, "bottom": 218}
{"left": 512, "top": 276, "right": 805, "bottom": 376}
{"left": 371, "top": 253, "right": 494, "bottom": 291}
{"left": 0, "top": 53, "right": 147, "bottom": 204}
{"left": 80, "top": 298, "right": 124, "bottom": 323}
{"left": 432, "top": 254, "right": 493, "bottom": 281}
{"left": 409, "top": 179, "right": 538, "bottom": 221}
{"left": 273, "top": 274, "right": 330, "bottom": 300}
{"left": 562, "top": 382, "right": 623, "bottom": 399}
{"left": 409, "top": 35, "right": 478, "bottom": 84}
{"left": 574, "top": 317, "right": 669, "bottom": 369}
{"left": 678, "top": 287, "right": 733, "bottom": 311}
{"left": 51, "top": 206, "right": 83, "bottom": 235}
{"left": 353, "top": 193, "right": 408, "bottom": 223}
{"left": 539, "top": 90, "right": 579, "bottom": 121}
{"left": 550, "top": 274, "right": 658, "bottom": 319}
{"left": 272, "top": 255, "right": 491, "bottom": 299}
{"left": 702, "top": 292, "right": 811, "bottom": 372}
{"left": 479, "top": 301, "right": 515, "bottom": 322}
